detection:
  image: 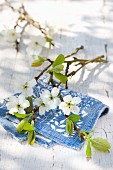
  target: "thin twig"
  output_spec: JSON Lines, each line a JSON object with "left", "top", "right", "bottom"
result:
{"left": 67, "top": 55, "right": 107, "bottom": 77}
{"left": 35, "top": 63, "right": 52, "bottom": 81}
{"left": 65, "top": 45, "right": 84, "bottom": 58}
{"left": 64, "top": 55, "right": 107, "bottom": 64}
{"left": 65, "top": 62, "right": 71, "bottom": 89}
{"left": 32, "top": 107, "right": 39, "bottom": 121}
{"left": 57, "top": 55, "right": 107, "bottom": 87}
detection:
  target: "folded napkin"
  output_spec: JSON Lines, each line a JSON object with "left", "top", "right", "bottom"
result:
{"left": 0, "top": 76, "right": 109, "bottom": 150}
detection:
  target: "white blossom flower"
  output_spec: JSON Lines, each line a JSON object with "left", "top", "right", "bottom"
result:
{"left": 4, "top": 29, "right": 20, "bottom": 43}
{"left": 34, "top": 97, "right": 50, "bottom": 115}
{"left": 26, "top": 36, "right": 46, "bottom": 54}
{"left": 26, "top": 36, "right": 46, "bottom": 65}
{"left": 6, "top": 94, "right": 30, "bottom": 115}
{"left": 59, "top": 95, "right": 81, "bottom": 115}
{"left": 45, "top": 22, "right": 56, "bottom": 39}
{"left": 40, "top": 87, "right": 60, "bottom": 110}
{"left": 46, "top": 26, "right": 54, "bottom": 39}
{"left": 18, "top": 79, "right": 36, "bottom": 97}
{"left": 33, "top": 87, "right": 60, "bottom": 115}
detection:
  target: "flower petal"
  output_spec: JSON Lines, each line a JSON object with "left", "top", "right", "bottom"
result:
{"left": 8, "top": 96, "right": 17, "bottom": 102}
{"left": 21, "top": 100, "right": 30, "bottom": 109}
{"left": 45, "top": 104, "right": 50, "bottom": 112}
{"left": 72, "top": 97, "right": 81, "bottom": 105}
{"left": 4, "top": 29, "right": 19, "bottom": 42}
{"left": 28, "top": 79, "right": 36, "bottom": 87}
{"left": 25, "top": 88, "right": 33, "bottom": 97}
{"left": 51, "top": 87, "right": 59, "bottom": 97}
{"left": 18, "top": 108, "right": 26, "bottom": 114}
{"left": 6, "top": 102, "right": 16, "bottom": 110}
{"left": 59, "top": 102, "right": 66, "bottom": 110}
{"left": 34, "top": 98, "right": 42, "bottom": 107}
{"left": 27, "top": 44, "right": 42, "bottom": 54}
{"left": 49, "top": 102, "right": 57, "bottom": 110}
{"left": 63, "top": 95, "right": 72, "bottom": 103}
{"left": 18, "top": 94, "right": 26, "bottom": 103}
{"left": 39, "top": 106, "right": 46, "bottom": 115}
{"left": 9, "top": 107, "right": 18, "bottom": 115}
{"left": 35, "top": 36, "right": 46, "bottom": 46}
{"left": 40, "top": 89, "right": 50, "bottom": 101}
{"left": 59, "top": 102, "right": 71, "bottom": 115}
{"left": 71, "top": 105, "right": 80, "bottom": 114}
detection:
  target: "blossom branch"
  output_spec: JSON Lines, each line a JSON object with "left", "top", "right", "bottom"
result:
{"left": 57, "top": 54, "right": 107, "bottom": 87}
{"left": 1, "top": 1, "right": 54, "bottom": 46}
{"left": 67, "top": 55, "right": 107, "bottom": 77}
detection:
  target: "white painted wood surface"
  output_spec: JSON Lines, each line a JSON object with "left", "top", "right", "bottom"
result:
{"left": 0, "top": 0, "right": 113, "bottom": 169}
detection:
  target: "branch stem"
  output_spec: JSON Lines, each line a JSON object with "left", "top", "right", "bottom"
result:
{"left": 35, "top": 63, "right": 52, "bottom": 81}
{"left": 68, "top": 55, "right": 107, "bottom": 77}
{"left": 65, "top": 45, "right": 84, "bottom": 58}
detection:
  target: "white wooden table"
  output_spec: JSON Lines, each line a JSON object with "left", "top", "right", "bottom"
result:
{"left": 0, "top": 0, "right": 113, "bottom": 169}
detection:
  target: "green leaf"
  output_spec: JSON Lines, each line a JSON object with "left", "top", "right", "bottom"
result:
{"left": 28, "top": 130, "right": 36, "bottom": 145}
{"left": 16, "top": 116, "right": 31, "bottom": 133}
{"left": 23, "top": 122, "right": 34, "bottom": 131}
{"left": 25, "top": 96, "right": 33, "bottom": 113}
{"left": 91, "top": 137, "right": 111, "bottom": 152}
{"left": 86, "top": 139, "right": 92, "bottom": 158}
{"left": 32, "top": 56, "right": 46, "bottom": 67}
{"left": 14, "top": 112, "right": 28, "bottom": 119}
{"left": 66, "top": 118, "right": 74, "bottom": 134}
{"left": 52, "top": 54, "right": 65, "bottom": 67}
{"left": 53, "top": 72, "right": 67, "bottom": 84}
{"left": 52, "top": 64, "right": 64, "bottom": 73}
{"left": 68, "top": 114, "right": 80, "bottom": 122}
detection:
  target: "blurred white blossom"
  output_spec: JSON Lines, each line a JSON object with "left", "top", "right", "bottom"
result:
{"left": 28, "top": 53, "right": 39, "bottom": 65}
{"left": 18, "top": 79, "right": 36, "bottom": 97}
{"left": 59, "top": 95, "right": 81, "bottom": 115}
{"left": 26, "top": 35, "right": 47, "bottom": 65}
{"left": 44, "top": 22, "right": 55, "bottom": 48}
{"left": 4, "top": 29, "right": 20, "bottom": 43}
{"left": 26, "top": 36, "right": 46, "bottom": 55}
{"left": 6, "top": 94, "right": 30, "bottom": 115}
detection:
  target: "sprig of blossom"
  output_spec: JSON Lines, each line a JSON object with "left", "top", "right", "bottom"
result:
{"left": 6, "top": 94, "right": 30, "bottom": 115}
{"left": 59, "top": 95, "right": 81, "bottom": 115}
{"left": 34, "top": 87, "right": 61, "bottom": 115}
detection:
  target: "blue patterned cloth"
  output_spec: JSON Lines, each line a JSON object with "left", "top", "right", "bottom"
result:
{"left": 0, "top": 76, "right": 109, "bottom": 149}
